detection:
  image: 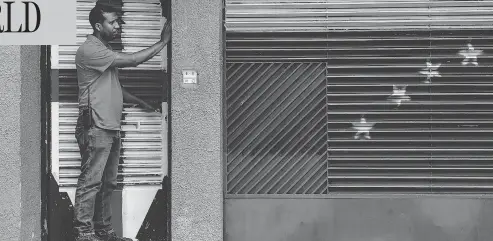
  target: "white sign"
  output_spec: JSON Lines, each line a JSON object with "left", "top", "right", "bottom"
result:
{"left": 182, "top": 70, "right": 198, "bottom": 84}
{"left": 0, "top": 0, "right": 76, "bottom": 45}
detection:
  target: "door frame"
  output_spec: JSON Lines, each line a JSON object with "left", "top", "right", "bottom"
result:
{"left": 40, "top": 0, "right": 173, "bottom": 236}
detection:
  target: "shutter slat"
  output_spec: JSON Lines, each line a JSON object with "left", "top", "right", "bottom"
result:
{"left": 226, "top": 0, "right": 493, "bottom": 194}
{"left": 51, "top": 0, "right": 167, "bottom": 187}
{"left": 55, "top": 0, "right": 165, "bottom": 70}
{"left": 226, "top": 0, "right": 493, "bottom": 31}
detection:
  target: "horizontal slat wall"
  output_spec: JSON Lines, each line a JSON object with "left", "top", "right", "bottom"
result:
{"left": 226, "top": 0, "right": 493, "bottom": 194}
{"left": 326, "top": 30, "right": 493, "bottom": 194}
{"left": 56, "top": 0, "right": 164, "bottom": 70}
{"left": 56, "top": 70, "right": 166, "bottom": 187}
{"left": 226, "top": 0, "right": 493, "bottom": 32}
{"left": 323, "top": 0, "right": 493, "bottom": 194}
{"left": 52, "top": 0, "right": 167, "bottom": 188}
{"left": 59, "top": 70, "right": 165, "bottom": 103}
{"left": 58, "top": 103, "right": 165, "bottom": 186}
{"left": 226, "top": 32, "right": 331, "bottom": 62}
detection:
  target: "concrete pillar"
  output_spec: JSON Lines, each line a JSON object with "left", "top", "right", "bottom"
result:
{"left": 0, "top": 46, "right": 41, "bottom": 241}
{"left": 171, "top": 0, "right": 224, "bottom": 240}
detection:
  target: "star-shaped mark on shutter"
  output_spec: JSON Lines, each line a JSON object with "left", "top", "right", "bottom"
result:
{"left": 351, "top": 115, "right": 375, "bottom": 140}
{"left": 419, "top": 60, "right": 441, "bottom": 84}
{"left": 387, "top": 84, "right": 411, "bottom": 108}
{"left": 459, "top": 43, "right": 483, "bottom": 66}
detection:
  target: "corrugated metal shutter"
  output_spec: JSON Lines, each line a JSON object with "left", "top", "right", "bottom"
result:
{"left": 225, "top": 0, "right": 493, "bottom": 194}
{"left": 225, "top": 1, "right": 331, "bottom": 195}
{"left": 51, "top": 0, "right": 167, "bottom": 188}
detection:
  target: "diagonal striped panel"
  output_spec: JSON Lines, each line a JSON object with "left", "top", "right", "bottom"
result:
{"left": 226, "top": 62, "right": 328, "bottom": 194}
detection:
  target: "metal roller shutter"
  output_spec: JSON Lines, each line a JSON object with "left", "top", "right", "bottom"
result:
{"left": 51, "top": 0, "right": 167, "bottom": 189}
{"left": 225, "top": 0, "right": 493, "bottom": 195}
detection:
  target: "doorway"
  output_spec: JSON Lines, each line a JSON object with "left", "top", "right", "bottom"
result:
{"left": 44, "top": 0, "right": 171, "bottom": 240}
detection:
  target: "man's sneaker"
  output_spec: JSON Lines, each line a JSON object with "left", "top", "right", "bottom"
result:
{"left": 75, "top": 233, "right": 103, "bottom": 241}
{"left": 96, "top": 231, "right": 133, "bottom": 241}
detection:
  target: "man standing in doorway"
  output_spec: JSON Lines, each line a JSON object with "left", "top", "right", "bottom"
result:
{"left": 73, "top": 2, "right": 171, "bottom": 241}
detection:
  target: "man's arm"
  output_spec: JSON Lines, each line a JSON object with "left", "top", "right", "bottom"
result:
{"left": 112, "top": 41, "right": 166, "bottom": 68}
{"left": 122, "top": 87, "right": 159, "bottom": 112}
{"left": 111, "top": 20, "right": 171, "bottom": 68}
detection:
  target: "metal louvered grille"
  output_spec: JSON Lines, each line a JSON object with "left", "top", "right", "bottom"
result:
{"left": 55, "top": 0, "right": 164, "bottom": 70}
{"left": 226, "top": 0, "right": 493, "bottom": 32}
{"left": 225, "top": 0, "right": 493, "bottom": 194}
{"left": 326, "top": 30, "right": 493, "bottom": 194}
{"left": 58, "top": 103, "right": 165, "bottom": 186}
{"left": 51, "top": 0, "right": 167, "bottom": 188}
{"left": 56, "top": 70, "right": 166, "bottom": 187}
{"left": 226, "top": 63, "right": 328, "bottom": 194}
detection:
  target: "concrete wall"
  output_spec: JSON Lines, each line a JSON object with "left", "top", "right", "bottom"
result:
{"left": 0, "top": 46, "right": 23, "bottom": 241}
{"left": 20, "top": 46, "right": 42, "bottom": 241}
{"left": 170, "top": 0, "right": 224, "bottom": 240}
{"left": 226, "top": 198, "right": 493, "bottom": 241}
{"left": 0, "top": 46, "right": 41, "bottom": 241}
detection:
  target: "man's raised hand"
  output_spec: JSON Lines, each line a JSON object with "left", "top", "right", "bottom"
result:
{"left": 161, "top": 20, "right": 172, "bottom": 44}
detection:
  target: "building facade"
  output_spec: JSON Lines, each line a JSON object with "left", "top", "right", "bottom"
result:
{"left": 3, "top": 0, "right": 493, "bottom": 241}
{"left": 0, "top": 0, "right": 222, "bottom": 240}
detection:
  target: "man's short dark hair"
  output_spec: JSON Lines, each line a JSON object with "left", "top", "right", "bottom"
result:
{"left": 89, "top": 3, "right": 120, "bottom": 31}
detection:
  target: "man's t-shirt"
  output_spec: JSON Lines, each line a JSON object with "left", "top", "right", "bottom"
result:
{"left": 75, "top": 34, "right": 123, "bottom": 131}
